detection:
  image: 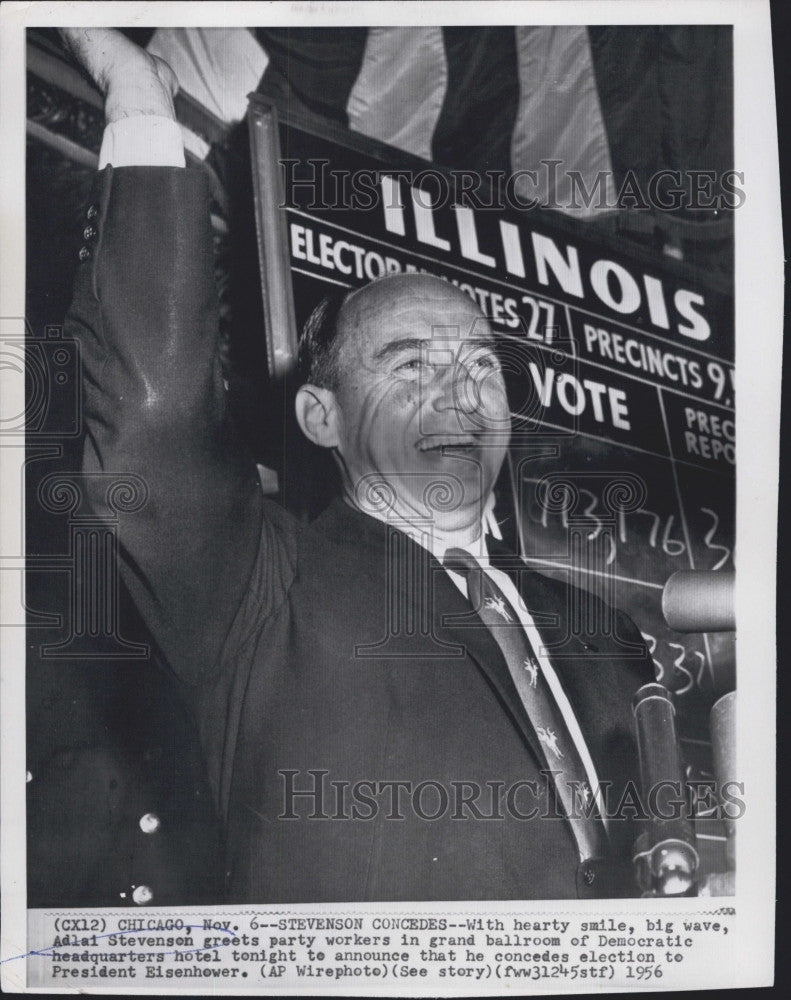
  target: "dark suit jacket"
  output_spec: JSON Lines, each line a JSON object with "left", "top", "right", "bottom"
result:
{"left": 59, "top": 165, "right": 654, "bottom": 903}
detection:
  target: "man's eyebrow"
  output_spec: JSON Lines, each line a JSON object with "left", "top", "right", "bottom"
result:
{"left": 373, "top": 336, "right": 498, "bottom": 362}
{"left": 372, "top": 336, "right": 427, "bottom": 361}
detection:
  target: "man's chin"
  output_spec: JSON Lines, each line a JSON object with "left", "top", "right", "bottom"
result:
{"left": 348, "top": 455, "right": 494, "bottom": 524}
{"left": 403, "top": 478, "right": 490, "bottom": 527}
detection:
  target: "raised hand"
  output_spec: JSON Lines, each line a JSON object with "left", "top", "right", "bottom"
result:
{"left": 59, "top": 27, "right": 178, "bottom": 124}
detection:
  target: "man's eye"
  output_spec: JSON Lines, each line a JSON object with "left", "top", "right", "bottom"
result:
{"left": 469, "top": 353, "right": 498, "bottom": 372}
{"left": 396, "top": 358, "right": 424, "bottom": 373}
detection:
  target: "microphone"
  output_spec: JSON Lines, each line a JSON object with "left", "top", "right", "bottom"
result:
{"left": 662, "top": 570, "right": 735, "bottom": 632}
{"left": 632, "top": 683, "right": 699, "bottom": 896}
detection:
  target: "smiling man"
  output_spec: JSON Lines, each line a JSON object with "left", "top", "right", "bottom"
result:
{"left": 59, "top": 28, "right": 654, "bottom": 903}
{"left": 295, "top": 276, "right": 510, "bottom": 535}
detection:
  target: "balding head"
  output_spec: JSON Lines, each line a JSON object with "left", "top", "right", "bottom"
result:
{"left": 298, "top": 273, "right": 485, "bottom": 391}
{"left": 343, "top": 272, "right": 479, "bottom": 323}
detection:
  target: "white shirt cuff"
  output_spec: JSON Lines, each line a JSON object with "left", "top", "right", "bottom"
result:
{"left": 98, "top": 116, "right": 186, "bottom": 169}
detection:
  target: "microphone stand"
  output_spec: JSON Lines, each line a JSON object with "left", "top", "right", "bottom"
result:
{"left": 632, "top": 683, "right": 700, "bottom": 896}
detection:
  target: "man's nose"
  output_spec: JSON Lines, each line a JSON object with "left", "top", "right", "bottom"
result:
{"left": 432, "top": 362, "right": 481, "bottom": 416}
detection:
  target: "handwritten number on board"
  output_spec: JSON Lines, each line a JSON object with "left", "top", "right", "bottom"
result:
{"left": 700, "top": 507, "right": 731, "bottom": 571}
{"left": 661, "top": 514, "right": 686, "bottom": 557}
{"left": 668, "top": 641, "right": 694, "bottom": 695}
{"left": 635, "top": 507, "right": 661, "bottom": 549}
{"left": 579, "top": 488, "right": 602, "bottom": 541}
{"left": 641, "top": 631, "right": 665, "bottom": 683}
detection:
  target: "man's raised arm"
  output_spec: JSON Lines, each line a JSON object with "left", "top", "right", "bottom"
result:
{"left": 62, "top": 29, "right": 264, "bottom": 681}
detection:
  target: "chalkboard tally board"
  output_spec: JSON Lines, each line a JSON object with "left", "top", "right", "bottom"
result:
{"left": 247, "top": 95, "right": 735, "bottom": 875}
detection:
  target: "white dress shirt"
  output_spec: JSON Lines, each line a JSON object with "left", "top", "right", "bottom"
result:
{"left": 99, "top": 116, "right": 185, "bottom": 169}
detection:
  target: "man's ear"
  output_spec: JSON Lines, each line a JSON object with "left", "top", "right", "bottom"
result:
{"left": 294, "top": 383, "right": 341, "bottom": 449}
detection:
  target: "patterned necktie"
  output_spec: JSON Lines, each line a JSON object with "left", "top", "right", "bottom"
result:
{"left": 443, "top": 547, "right": 608, "bottom": 862}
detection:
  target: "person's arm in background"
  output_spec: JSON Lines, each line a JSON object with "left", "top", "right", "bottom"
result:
{"left": 61, "top": 29, "right": 264, "bottom": 683}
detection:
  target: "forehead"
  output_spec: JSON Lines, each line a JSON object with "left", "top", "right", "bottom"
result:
{"left": 339, "top": 278, "right": 492, "bottom": 355}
